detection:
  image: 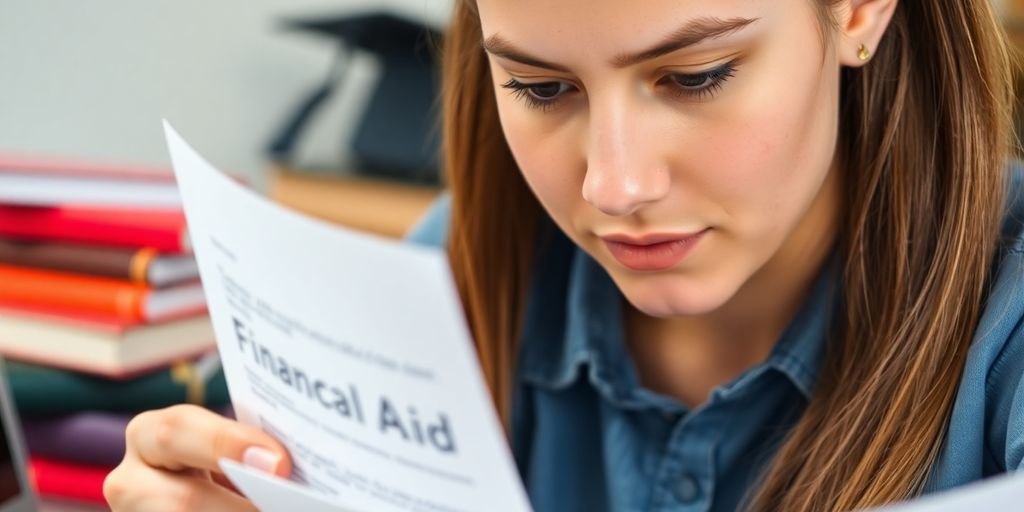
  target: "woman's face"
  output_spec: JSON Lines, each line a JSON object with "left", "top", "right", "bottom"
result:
{"left": 478, "top": 0, "right": 845, "bottom": 318}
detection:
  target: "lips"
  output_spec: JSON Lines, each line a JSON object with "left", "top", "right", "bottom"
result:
{"left": 601, "top": 229, "right": 709, "bottom": 271}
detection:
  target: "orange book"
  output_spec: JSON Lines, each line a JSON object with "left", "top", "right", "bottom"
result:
{"left": 0, "top": 264, "right": 204, "bottom": 323}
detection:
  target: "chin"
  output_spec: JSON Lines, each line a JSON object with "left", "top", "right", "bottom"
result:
{"left": 613, "top": 272, "right": 738, "bottom": 318}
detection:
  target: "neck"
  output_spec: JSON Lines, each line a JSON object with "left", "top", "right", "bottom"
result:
{"left": 626, "top": 165, "right": 842, "bottom": 409}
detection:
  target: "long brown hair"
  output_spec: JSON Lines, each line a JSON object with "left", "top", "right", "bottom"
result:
{"left": 440, "top": 1, "right": 1015, "bottom": 510}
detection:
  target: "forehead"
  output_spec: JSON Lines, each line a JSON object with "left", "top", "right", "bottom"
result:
{"left": 474, "top": 0, "right": 806, "bottom": 72}
{"left": 475, "top": 0, "right": 784, "bottom": 42}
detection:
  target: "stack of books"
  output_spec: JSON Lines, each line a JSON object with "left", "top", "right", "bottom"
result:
{"left": 0, "top": 153, "right": 229, "bottom": 506}
{"left": 12, "top": 357, "right": 230, "bottom": 505}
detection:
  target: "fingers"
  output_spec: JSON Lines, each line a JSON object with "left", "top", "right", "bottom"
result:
{"left": 108, "top": 405, "right": 293, "bottom": 511}
{"left": 212, "top": 470, "right": 242, "bottom": 494}
{"left": 126, "top": 404, "right": 292, "bottom": 478}
{"left": 105, "top": 459, "right": 259, "bottom": 512}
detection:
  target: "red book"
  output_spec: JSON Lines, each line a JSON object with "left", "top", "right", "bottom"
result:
{"left": 0, "top": 205, "right": 190, "bottom": 253}
{"left": 28, "top": 456, "right": 111, "bottom": 505}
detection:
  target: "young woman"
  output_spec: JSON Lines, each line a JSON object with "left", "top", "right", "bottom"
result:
{"left": 104, "top": 0, "right": 1023, "bottom": 510}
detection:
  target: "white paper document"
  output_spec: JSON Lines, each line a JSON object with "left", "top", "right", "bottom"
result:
{"left": 164, "top": 122, "right": 532, "bottom": 512}
{"left": 164, "top": 122, "right": 1024, "bottom": 512}
{"left": 869, "top": 472, "right": 1024, "bottom": 511}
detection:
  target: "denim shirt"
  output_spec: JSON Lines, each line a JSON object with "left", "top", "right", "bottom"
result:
{"left": 406, "top": 173, "right": 1024, "bottom": 512}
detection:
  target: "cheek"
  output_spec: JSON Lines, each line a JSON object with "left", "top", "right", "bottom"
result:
{"left": 497, "top": 101, "right": 583, "bottom": 225}
{"left": 690, "top": 53, "right": 838, "bottom": 242}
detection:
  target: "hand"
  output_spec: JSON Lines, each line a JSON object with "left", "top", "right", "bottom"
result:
{"left": 104, "top": 404, "right": 292, "bottom": 511}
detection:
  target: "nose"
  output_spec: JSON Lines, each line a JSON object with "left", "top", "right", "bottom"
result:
{"left": 581, "top": 98, "right": 671, "bottom": 217}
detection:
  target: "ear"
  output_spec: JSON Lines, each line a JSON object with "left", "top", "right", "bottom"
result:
{"left": 834, "top": 0, "right": 899, "bottom": 67}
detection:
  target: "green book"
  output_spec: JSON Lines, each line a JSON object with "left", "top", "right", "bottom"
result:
{"left": 7, "top": 355, "right": 229, "bottom": 417}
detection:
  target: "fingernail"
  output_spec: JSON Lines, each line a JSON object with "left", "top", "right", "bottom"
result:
{"left": 242, "top": 446, "right": 281, "bottom": 474}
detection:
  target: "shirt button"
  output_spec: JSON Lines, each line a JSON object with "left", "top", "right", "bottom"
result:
{"left": 673, "top": 474, "right": 702, "bottom": 504}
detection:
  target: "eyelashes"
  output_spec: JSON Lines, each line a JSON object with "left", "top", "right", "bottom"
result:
{"left": 500, "top": 80, "right": 573, "bottom": 112}
{"left": 500, "top": 60, "right": 739, "bottom": 112}
{"left": 661, "top": 62, "right": 737, "bottom": 101}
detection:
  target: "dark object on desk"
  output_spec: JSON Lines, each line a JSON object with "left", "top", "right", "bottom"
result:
{"left": 268, "top": 11, "right": 442, "bottom": 183}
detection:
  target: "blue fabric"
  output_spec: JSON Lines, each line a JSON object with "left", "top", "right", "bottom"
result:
{"left": 406, "top": 168, "right": 1024, "bottom": 511}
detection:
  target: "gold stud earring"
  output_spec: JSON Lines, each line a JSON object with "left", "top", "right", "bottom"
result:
{"left": 858, "top": 44, "right": 871, "bottom": 62}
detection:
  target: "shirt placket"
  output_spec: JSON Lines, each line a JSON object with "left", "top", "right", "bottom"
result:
{"left": 648, "top": 405, "right": 726, "bottom": 512}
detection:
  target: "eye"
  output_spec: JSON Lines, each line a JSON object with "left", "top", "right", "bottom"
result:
{"left": 671, "top": 73, "right": 716, "bottom": 88}
{"left": 521, "top": 82, "right": 570, "bottom": 100}
{"left": 660, "top": 61, "right": 738, "bottom": 101}
{"left": 500, "top": 79, "right": 574, "bottom": 111}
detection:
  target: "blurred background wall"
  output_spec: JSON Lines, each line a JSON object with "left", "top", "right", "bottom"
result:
{"left": 0, "top": 0, "right": 453, "bottom": 187}
{"left": 3, "top": 0, "right": 1021, "bottom": 190}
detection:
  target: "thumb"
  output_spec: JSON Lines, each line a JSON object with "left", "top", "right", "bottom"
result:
{"left": 129, "top": 405, "right": 293, "bottom": 478}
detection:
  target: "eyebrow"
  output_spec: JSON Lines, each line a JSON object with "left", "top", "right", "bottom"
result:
{"left": 482, "top": 16, "right": 758, "bottom": 72}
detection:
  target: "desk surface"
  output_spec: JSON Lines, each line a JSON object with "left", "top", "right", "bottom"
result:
{"left": 269, "top": 168, "right": 440, "bottom": 239}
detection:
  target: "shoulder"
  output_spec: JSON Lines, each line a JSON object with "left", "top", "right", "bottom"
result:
{"left": 999, "top": 161, "right": 1024, "bottom": 254}
{"left": 931, "top": 162, "right": 1024, "bottom": 486}
{"left": 404, "top": 193, "right": 451, "bottom": 248}
{"left": 976, "top": 161, "right": 1024, "bottom": 471}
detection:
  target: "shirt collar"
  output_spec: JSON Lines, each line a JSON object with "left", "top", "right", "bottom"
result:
{"left": 517, "top": 231, "right": 840, "bottom": 406}
{"left": 762, "top": 252, "right": 841, "bottom": 398}
{"left": 517, "top": 233, "right": 635, "bottom": 398}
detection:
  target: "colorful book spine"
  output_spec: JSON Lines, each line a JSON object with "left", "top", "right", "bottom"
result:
{"left": 21, "top": 406, "right": 234, "bottom": 468}
{"left": 28, "top": 457, "right": 110, "bottom": 505}
{"left": 0, "top": 264, "right": 205, "bottom": 323}
{"left": 0, "top": 302, "right": 216, "bottom": 379}
{"left": 0, "top": 205, "right": 189, "bottom": 253}
{"left": 0, "top": 264, "right": 150, "bottom": 322}
{"left": 0, "top": 239, "right": 195, "bottom": 286}
{"left": 9, "top": 358, "right": 228, "bottom": 417}
{"left": 22, "top": 412, "right": 129, "bottom": 468}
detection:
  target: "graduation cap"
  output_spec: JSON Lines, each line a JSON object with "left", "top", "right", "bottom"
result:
{"left": 268, "top": 11, "right": 443, "bottom": 183}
